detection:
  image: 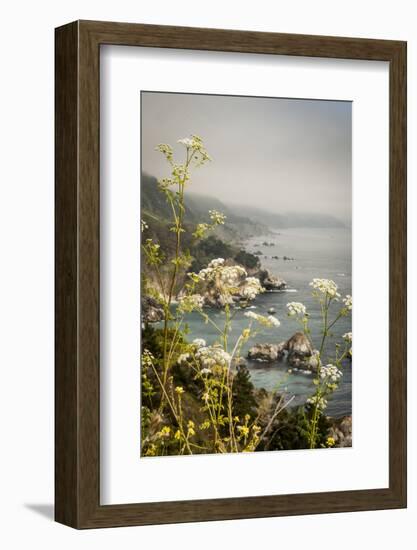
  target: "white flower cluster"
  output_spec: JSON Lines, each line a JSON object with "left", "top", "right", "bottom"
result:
{"left": 209, "top": 210, "right": 226, "bottom": 225}
{"left": 218, "top": 265, "right": 247, "bottom": 286}
{"left": 244, "top": 311, "right": 259, "bottom": 321}
{"left": 208, "top": 257, "right": 226, "bottom": 269}
{"left": 192, "top": 338, "right": 206, "bottom": 349}
{"left": 343, "top": 332, "right": 352, "bottom": 342}
{"left": 155, "top": 143, "right": 173, "bottom": 162}
{"left": 177, "top": 135, "right": 205, "bottom": 150}
{"left": 177, "top": 137, "right": 194, "bottom": 147}
{"left": 177, "top": 353, "right": 190, "bottom": 364}
{"left": 200, "top": 368, "right": 212, "bottom": 376}
{"left": 195, "top": 345, "right": 231, "bottom": 370}
{"left": 198, "top": 258, "right": 247, "bottom": 283}
{"left": 319, "top": 364, "right": 343, "bottom": 382}
{"left": 267, "top": 315, "right": 281, "bottom": 327}
{"left": 196, "top": 258, "right": 231, "bottom": 281}
{"left": 287, "top": 301, "right": 307, "bottom": 317}
{"left": 193, "top": 258, "right": 262, "bottom": 303}
{"left": 310, "top": 278, "right": 340, "bottom": 299}
{"left": 240, "top": 277, "right": 263, "bottom": 300}
{"left": 177, "top": 134, "right": 211, "bottom": 164}
{"left": 171, "top": 163, "right": 189, "bottom": 183}
{"left": 141, "top": 219, "right": 148, "bottom": 232}
{"left": 177, "top": 294, "right": 204, "bottom": 314}
{"left": 343, "top": 295, "right": 352, "bottom": 310}
{"left": 306, "top": 394, "right": 328, "bottom": 410}
{"left": 142, "top": 349, "right": 155, "bottom": 368}
{"left": 244, "top": 311, "right": 281, "bottom": 328}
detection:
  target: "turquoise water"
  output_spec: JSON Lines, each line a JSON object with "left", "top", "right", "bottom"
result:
{"left": 174, "top": 227, "right": 352, "bottom": 417}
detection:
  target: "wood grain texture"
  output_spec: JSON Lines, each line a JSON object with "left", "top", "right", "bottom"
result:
{"left": 55, "top": 21, "right": 79, "bottom": 527}
{"left": 55, "top": 20, "right": 407, "bottom": 529}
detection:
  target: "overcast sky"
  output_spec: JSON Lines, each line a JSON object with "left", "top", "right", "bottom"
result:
{"left": 141, "top": 92, "right": 352, "bottom": 222}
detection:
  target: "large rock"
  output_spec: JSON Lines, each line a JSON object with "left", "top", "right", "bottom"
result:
{"left": 247, "top": 332, "right": 317, "bottom": 368}
{"left": 142, "top": 295, "right": 164, "bottom": 323}
{"left": 256, "top": 268, "right": 287, "bottom": 291}
{"left": 286, "top": 332, "right": 313, "bottom": 366}
{"left": 280, "top": 332, "right": 315, "bottom": 368}
{"left": 247, "top": 343, "right": 283, "bottom": 363}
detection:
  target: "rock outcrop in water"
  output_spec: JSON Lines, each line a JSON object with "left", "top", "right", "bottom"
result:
{"left": 247, "top": 343, "right": 284, "bottom": 362}
{"left": 255, "top": 268, "right": 287, "bottom": 291}
{"left": 247, "top": 332, "right": 319, "bottom": 370}
{"left": 282, "top": 332, "right": 315, "bottom": 368}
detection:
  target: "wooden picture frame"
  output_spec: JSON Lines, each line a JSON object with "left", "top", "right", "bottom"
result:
{"left": 55, "top": 20, "right": 407, "bottom": 528}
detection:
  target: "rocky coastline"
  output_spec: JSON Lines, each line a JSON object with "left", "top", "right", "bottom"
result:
{"left": 142, "top": 260, "right": 287, "bottom": 323}
{"left": 141, "top": 249, "right": 352, "bottom": 449}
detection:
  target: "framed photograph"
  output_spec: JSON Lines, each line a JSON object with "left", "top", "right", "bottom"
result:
{"left": 55, "top": 20, "right": 407, "bottom": 528}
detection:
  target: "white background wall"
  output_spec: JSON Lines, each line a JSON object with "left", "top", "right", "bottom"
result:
{"left": 0, "top": 1, "right": 415, "bottom": 548}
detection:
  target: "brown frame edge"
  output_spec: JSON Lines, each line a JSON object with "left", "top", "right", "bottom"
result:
{"left": 55, "top": 20, "right": 407, "bottom": 529}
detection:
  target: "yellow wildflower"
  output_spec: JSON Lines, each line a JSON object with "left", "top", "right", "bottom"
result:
{"left": 237, "top": 425, "right": 250, "bottom": 437}
{"left": 145, "top": 444, "right": 157, "bottom": 456}
{"left": 158, "top": 426, "right": 171, "bottom": 438}
{"left": 242, "top": 328, "right": 251, "bottom": 339}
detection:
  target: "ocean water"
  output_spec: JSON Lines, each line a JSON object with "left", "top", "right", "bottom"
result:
{"left": 176, "top": 227, "right": 352, "bottom": 417}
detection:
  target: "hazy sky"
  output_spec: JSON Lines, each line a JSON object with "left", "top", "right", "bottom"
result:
{"left": 141, "top": 92, "right": 352, "bottom": 221}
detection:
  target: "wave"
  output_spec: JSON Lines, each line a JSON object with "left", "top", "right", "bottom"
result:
{"left": 266, "top": 288, "right": 297, "bottom": 293}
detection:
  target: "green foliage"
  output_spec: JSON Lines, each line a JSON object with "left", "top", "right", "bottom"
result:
{"left": 142, "top": 325, "right": 183, "bottom": 360}
{"left": 141, "top": 326, "right": 188, "bottom": 409}
{"left": 234, "top": 249, "right": 260, "bottom": 270}
{"left": 190, "top": 236, "right": 235, "bottom": 272}
{"left": 257, "top": 405, "right": 330, "bottom": 451}
{"left": 232, "top": 364, "right": 258, "bottom": 420}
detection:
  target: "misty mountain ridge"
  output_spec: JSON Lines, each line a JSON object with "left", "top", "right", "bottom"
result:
{"left": 141, "top": 173, "right": 345, "bottom": 237}
{"left": 232, "top": 203, "right": 346, "bottom": 229}
{"left": 141, "top": 174, "right": 268, "bottom": 240}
